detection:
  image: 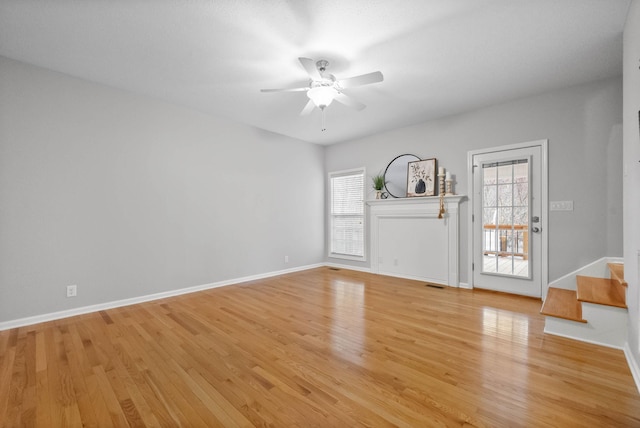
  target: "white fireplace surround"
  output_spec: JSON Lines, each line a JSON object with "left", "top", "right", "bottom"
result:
{"left": 367, "top": 196, "right": 465, "bottom": 286}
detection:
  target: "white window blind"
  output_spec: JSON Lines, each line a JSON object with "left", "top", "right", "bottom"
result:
{"left": 329, "top": 169, "right": 365, "bottom": 259}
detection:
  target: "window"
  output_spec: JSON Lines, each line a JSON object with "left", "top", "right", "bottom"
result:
{"left": 481, "top": 159, "right": 530, "bottom": 278}
{"left": 329, "top": 168, "right": 365, "bottom": 260}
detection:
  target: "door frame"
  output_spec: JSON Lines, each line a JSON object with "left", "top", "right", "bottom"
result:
{"left": 467, "top": 139, "right": 549, "bottom": 299}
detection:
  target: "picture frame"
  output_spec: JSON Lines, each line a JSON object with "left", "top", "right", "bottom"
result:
{"left": 407, "top": 158, "right": 436, "bottom": 197}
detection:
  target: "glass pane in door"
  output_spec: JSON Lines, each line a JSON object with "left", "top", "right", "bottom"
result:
{"left": 481, "top": 159, "right": 530, "bottom": 278}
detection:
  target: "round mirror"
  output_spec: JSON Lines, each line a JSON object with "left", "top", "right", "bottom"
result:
{"left": 384, "top": 154, "right": 420, "bottom": 198}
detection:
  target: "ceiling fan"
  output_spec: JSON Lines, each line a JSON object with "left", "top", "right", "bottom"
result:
{"left": 261, "top": 57, "right": 384, "bottom": 130}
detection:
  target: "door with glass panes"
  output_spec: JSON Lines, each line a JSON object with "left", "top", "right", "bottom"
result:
{"left": 470, "top": 143, "right": 546, "bottom": 297}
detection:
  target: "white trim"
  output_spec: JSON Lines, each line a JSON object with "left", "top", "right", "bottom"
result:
{"left": 543, "top": 328, "right": 624, "bottom": 350}
{"left": 624, "top": 342, "right": 640, "bottom": 394}
{"left": 325, "top": 262, "right": 372, "bottom": 273}
{"left": 0, "top": 263, "right": 323, "bottom": 331}
{"left": 328, "top": 253, "right": 366, "bottom": 262}
{"left": 467, "top": 139, "right": 549, "bottom": 296}
{"left": 367, "top": 196, "right": 464, "bottom": 287}
{"left": 458, "top": 282, "right": 471, "bottom": 289}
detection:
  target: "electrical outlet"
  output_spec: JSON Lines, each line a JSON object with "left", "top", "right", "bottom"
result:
{"left": 284, "top": 255, "right": 289, "bottom": 263}
{"left": 66, "top": 285, "right": 77, "bottom": 297}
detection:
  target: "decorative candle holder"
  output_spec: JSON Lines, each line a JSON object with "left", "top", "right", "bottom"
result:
{"left": 445, "top": 178, "right": 454, "bottom": 195}
{"left": 438, "top": 173, "right": 446, "bottom": 219}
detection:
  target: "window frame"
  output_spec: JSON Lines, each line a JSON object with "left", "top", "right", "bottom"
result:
{"left": 328, "top": 167, "right": 366, "bottom": 261}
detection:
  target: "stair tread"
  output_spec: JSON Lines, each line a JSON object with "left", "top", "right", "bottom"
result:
{"left": 607, "top": 263, "right": 627, "bottom": 287}
{"left": 540, "top": 288, "right": 586, "bottom": 323}
{"left": 576, "top": 275, "right": 627, "bottom": 308}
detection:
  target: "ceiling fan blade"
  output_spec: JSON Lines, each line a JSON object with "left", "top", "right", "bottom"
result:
{"left": 334, "top": 93, "right": 366, "bottom": 111}
{"left": 338, "top": 71, "right": 384, "bottom": 89}
{"left": 260, "top": 86, "right": 308, "bottom": 93}
{"left": 300, "top": 99, "right": 316, "bottom": 115}
{"left": 298, "top": 57, "right": 322, "bottom": 80}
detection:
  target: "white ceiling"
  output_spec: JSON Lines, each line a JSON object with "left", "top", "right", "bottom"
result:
{"left": 0, "top": 0, "right": 630, "bottom": 145}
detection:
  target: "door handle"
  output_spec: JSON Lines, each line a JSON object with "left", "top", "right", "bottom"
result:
{"left": 532, "top": 226, "right": 540, "bottom": 233}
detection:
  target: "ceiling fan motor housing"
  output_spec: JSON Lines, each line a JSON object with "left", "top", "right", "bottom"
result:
{"left": 316, "top": 59, "right": 329, "bottom": 74}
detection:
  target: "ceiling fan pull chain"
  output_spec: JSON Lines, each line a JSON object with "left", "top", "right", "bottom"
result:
{"left": 321, "top": 107, "right": 327, "bottom": 132}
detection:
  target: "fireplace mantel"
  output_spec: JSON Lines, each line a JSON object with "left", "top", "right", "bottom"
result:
{"left": 367, "top": 195, "right": 465, "bottom": 286}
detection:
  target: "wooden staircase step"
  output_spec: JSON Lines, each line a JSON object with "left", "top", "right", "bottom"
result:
{"left": 540, "top": 288, "right": 586, "bottom": 323}
{"left": 607, "top": 263, "right": 627, "bottom": 287}
{"left": 576, "top": 275, "right": 626, "bottom": 308}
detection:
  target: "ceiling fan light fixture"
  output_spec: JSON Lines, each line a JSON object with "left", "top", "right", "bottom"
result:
{"left": 307, "top": 86, "right": 337, "bottom": 108}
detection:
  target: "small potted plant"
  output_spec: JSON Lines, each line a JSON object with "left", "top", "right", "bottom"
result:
{"left": 372, "top": 174, "right": 385, "bottom": 199}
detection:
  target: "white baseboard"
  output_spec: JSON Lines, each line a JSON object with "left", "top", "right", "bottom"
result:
{"left": 624, "top": 342, "right": 640, "bottom": 394}
{"left": 0, "top": 263, "right": 324, "bottom": 331}
{"left": 542, "top": 328, "right": 624, "bottom": 350}
{"left": 329, "top": 264, "right": 468, "bottom": 290}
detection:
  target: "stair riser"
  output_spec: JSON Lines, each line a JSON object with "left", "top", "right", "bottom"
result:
{"left": 544, "top": 304, "right": 627, "bottom": 349}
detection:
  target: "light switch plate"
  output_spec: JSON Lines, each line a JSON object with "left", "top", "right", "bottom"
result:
{"left": 550, "top": 201, "right": 573, "bottom": 211}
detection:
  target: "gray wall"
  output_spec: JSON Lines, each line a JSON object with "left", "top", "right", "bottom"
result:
{"left": 0, "top": 56, "right": 325, "bottom": 323}
{"left": 325, "top": 76, "right": 623, "bottom": 285}
{"left": 0, "top": 54, "right": 625, "bottom": 325}
{"left": 623, "top": 0, "right": 640, "bottom": 380}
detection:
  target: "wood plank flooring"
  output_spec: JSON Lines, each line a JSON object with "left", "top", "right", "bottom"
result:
{"left": 1, "top": 267, "right": 639, "bottom": 427}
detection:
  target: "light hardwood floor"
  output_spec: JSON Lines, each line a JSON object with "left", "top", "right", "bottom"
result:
{"left": 1, "top": 267, "right": 639, "bottom": 427}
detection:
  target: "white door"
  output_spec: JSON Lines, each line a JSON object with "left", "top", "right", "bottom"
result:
{"left": 469, "top": 141, "right": 547, "bottom": 298}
